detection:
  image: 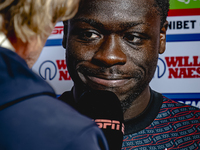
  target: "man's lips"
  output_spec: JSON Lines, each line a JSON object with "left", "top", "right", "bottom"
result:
{"left": 86, "top": 75, "right": 130, "bottom": 87}
{"left": 77, "top": 66, "right": 141, "bottom": 87}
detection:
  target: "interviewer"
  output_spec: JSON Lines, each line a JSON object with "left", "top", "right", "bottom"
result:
{"left": 0, "top": 0, "right": 108, "bottom": 149}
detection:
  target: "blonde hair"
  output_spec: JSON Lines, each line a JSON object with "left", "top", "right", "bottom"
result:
{"left": 0, "top": 0, "right": 79, "bottom": 43}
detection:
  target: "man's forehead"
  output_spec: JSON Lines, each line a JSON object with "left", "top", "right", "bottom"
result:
{"left": 79, "top": 0, "right": 134, "bottom": 11}
{"left": 74, "top": 0, "right": 158, "bottom": 23}
{"left": 69, "top": 0, "right": 158, "bottom": 30}
{"left": 78, "top": 0, "right": 156, "bottom": 13}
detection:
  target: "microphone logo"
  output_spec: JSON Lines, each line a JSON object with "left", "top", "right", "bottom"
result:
{"left": 94, "top": 119, "right": 124, "bottom": 134}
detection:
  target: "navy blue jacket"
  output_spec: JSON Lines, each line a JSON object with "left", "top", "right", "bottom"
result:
{"left": 0, "top": 47, "right": 108, "bottom": 150}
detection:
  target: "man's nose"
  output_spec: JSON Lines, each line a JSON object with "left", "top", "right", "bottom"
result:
{"left": 92, "top": 34, "right": 127, "bottom": 67}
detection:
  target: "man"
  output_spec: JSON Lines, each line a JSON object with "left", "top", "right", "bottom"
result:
{"left": 60, "top": 0, "right": 200, "bottom": 149}
{"left": 0, "top": 0, "right": 108, "bottom": 149}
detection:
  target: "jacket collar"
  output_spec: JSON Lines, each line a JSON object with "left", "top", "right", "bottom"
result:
{"left": 0, "top": 32, "right": 15, "bottom": 52}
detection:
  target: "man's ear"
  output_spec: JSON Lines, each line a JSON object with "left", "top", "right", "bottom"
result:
{"left": 62, "top": 21, "right": 69, "bottom": 49}
{"left": 159, "top": 21, "right": 168, "bottom": 54}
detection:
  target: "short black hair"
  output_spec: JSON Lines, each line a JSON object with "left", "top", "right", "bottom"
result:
{"left": 154, "top": 0, "right": 170, "bottom": 27}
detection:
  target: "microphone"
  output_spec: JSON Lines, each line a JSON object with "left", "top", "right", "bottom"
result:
{"left": 77, "top": 90, "right": 124, "bottom": 150}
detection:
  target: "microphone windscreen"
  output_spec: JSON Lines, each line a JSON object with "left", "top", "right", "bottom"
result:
{"left": 77, "top": 90, "right": 124, "bottom": 150}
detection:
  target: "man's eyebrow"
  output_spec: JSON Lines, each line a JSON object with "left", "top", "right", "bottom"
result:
{"left": 119, "top": 21, "right": 146, "bottom": 29}
{"left": 70, "top": 18, "right": 148, "bottom": 31}
{"left": 72, "top": 18, "right": 104, "bottom": 29}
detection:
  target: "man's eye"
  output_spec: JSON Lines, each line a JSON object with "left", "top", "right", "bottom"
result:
{"left": 79, "top": 31, "right": 100, "bottom": 41}
{"left": 123, "top": 34, "right": 143, "bottom": 45}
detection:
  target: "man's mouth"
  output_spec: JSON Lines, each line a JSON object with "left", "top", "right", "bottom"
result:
{"left": 84, "top": 75, "right": 131, "bottom": 87}
{"left": 77, "top": 65, "right": 142, "bottom": 88}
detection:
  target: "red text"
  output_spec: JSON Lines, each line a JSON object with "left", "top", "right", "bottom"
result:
{"left": 51, "top": 26, "right": 64, "bottom": 35}
{"left": 56, "top": 60, "right": 71, "bottom": 81}
{"left": 94, "top": 119, "right": 124, "bottom": 133}
{"left": 165, "top": 56, "right": 200, "bottom": 78}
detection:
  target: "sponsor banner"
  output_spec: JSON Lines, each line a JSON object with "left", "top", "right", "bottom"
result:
{"left": 174, "top": 99, "right": 200, "bottom": 108}
{"left": 167, "top": 16, "right": 200, "bottom": 34}
{"left": 45, "top": 39, "right": 63, "bottom": 46}
{"left": 48, "top": 22, "right": 64, "bottom": 39}
{"left": 164, "top": 93, "right": 200, "bottom": 100}
{"left": 168, "top": 8, "right": 200, "bottom": 16}
{"left": 167, "top": 34, "right": 200, "bottom": 42}
{"left": 178, "top": 100, "right": 200, "bottom": 108}
{"left": 150, "top": 41, "right": 200, "bottom": 93}
{"left": 43, "top": 22, "right": 64, "bottom": 46}
{"left": 170, "top": 0, "right": 200, "bottom": 9}
{"left": 32, "top": 46, "right": 73, "bottom": 94}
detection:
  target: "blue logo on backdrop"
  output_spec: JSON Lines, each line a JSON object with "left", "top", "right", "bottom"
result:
{"left": 155, "top": 58, "right": 166, "bottom": 78}
{"left": 39, "top": 60, "right": 57, "bottom": 80}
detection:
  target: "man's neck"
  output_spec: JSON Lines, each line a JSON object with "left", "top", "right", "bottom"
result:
{"left": 123, "top": 86, "right": 151, "bottom": 121}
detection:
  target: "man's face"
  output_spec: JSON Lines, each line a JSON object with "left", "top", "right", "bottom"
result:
{"left": 65, "top": 0, "right": 167, "bottom": 102}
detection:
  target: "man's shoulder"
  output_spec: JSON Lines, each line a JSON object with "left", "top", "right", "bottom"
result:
{"left": 122, "top": 92, "right": 200, "bottom": 150}
{"left": 154, "top": 92, "right": 200, "bottom": 122}
{"left": 151, "top": 89, "right": 200, "bottom": 111}
{"left": 161, "top": 95, "right": 200, "bottom": 111}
